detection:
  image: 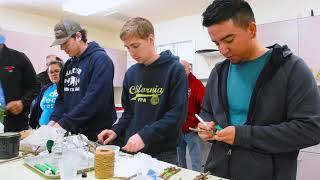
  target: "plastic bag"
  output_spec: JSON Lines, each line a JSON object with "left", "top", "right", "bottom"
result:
{"left": 20, "top": 125, "right": 62, "bottom": 153}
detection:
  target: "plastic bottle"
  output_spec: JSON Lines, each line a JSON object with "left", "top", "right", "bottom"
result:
{"left": 47, "top": 128, "right": 65, "bottom": 177}
{"left": 52, "top": 128, "right": 66, "bottom": 158}
{"left": 0, "top": 81, "right": 6, "bottom": 130}
{"left": 0, "top": 122, "right": 3, "bottom": 133}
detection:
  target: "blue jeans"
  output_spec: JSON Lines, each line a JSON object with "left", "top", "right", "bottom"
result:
{"left": 177, "top": 132, "right": 203, "bottom": 171}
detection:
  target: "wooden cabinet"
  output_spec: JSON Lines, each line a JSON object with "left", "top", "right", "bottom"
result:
{"left": 297, "top": 16, "right": 320, "bottom": 79}
{"left": 257, "top": 15, "right": 320, "bottom": 81}
{"left": 257, "top": 19, "right": 299, "bottom": 54}
{"left": 297, "top": 144, "right": 320, "bottom": 180}
{"left": 194, "top": 16, "right": 320, "bottom": 81}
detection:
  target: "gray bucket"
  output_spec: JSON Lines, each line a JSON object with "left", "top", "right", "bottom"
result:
{"left": 0, "top": 132, "right": 20, "bottom": 159}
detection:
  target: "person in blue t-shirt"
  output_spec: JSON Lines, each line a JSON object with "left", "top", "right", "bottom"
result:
{"left": 30, "top": 60, "right": 63, "bottom": 128}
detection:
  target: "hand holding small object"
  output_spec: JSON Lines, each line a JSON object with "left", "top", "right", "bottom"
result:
{"left": 195, "top": 114, "right": 223, "bottom": 131}
{"left": 189, "top": 127, "right": 215, "bottom": 135}
{"left": 195, "top": 114, "right": 217, "bottom": 141}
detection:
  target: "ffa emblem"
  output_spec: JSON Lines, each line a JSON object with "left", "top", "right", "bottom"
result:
{"left": 316, "top": 70, "right": 320, "bottom": 80}
{"left": 150, "top": 95, "right": 160, "bottom": 105}
{"left": 4, "top": 66, "right": 15, "bottom": 72}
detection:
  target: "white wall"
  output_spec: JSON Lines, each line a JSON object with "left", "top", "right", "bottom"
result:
{"left": 251, "top": 0, "right": 320, "bottom": 24}
{"left": 154, "top": 14, "right": 215, "bottom": 80}
{"left": 0, "top": 7, "right": 124, "bottom": 104}
{"left": 155, "top": 0, "right": 320, "bottom": 44}
{"left": 0, "top": 8, "right": 123, "bottom": 49}
{"left": 154, "top": 0, "right": 320, "bottom": 81}
{"left": 3, "top": 0, "right": 320, "bottom": 103}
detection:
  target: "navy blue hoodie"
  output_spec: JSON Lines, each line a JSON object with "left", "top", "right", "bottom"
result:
{"left": 112, "top": 50, "right": 188, "bottom": 155}
{"left": 51, "top": 41, "right": 116, "bottom": 141}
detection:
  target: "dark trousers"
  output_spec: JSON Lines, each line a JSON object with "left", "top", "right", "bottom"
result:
{"left": 4, "top": 114, "right": 29, "bottom": 132}
{"left": 152, "top": 149, "right": 178, "bottom": 165}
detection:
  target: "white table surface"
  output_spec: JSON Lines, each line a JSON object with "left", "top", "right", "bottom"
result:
{"left": 0, "top": 155, "right": 227, "bottom": 180}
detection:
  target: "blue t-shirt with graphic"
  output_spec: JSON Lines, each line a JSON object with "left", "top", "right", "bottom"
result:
{"left": 39, "top": 84, "right": 58, "bottom": 126}
{"left": 227, "top": 50, "right": 272, "bottom": 126}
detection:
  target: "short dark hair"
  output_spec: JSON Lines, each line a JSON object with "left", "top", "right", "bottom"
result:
{"left": 55, "top": 56, "right": 63, "bottom": 62}
{"left": 47, "top": 61, "right": 63, "bottom": 69}
{"left": 202, "top": 0, "right": 255, "bottom": 28}
{"left": 71, "top": 29, "right": 87, "bottom": 43}
{"left": 46, "top": 55, "right": 63, "bottom": 66}
{"left": 46, "top": 55, "right": 63, "bottom": 62}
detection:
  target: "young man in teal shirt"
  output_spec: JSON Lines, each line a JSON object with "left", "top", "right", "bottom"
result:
{"left": 198, "top": 0, "right": 320, "bottom": 179}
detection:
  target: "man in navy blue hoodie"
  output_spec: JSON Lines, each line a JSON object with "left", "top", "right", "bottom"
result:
{"left": 98, "top": 17, "right": 188, "bottom": 164}
{"left": 49, "top": 19, "right": 117, "bottom": 141}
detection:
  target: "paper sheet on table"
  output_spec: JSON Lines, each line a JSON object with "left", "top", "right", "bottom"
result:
{"left": 115, "top": 152, "right": 173, "bottom": 177}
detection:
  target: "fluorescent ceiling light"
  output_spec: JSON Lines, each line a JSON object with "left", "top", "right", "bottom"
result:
{"left": 62, "top": 0, "right": 126, "bottom": 16}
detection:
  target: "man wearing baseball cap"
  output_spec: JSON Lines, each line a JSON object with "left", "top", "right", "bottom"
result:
{"left": 0, "top": 26, "right": 38, "bottom": 132}
{"left": 49, "top": 19, "right": 117, "bottom": 141}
